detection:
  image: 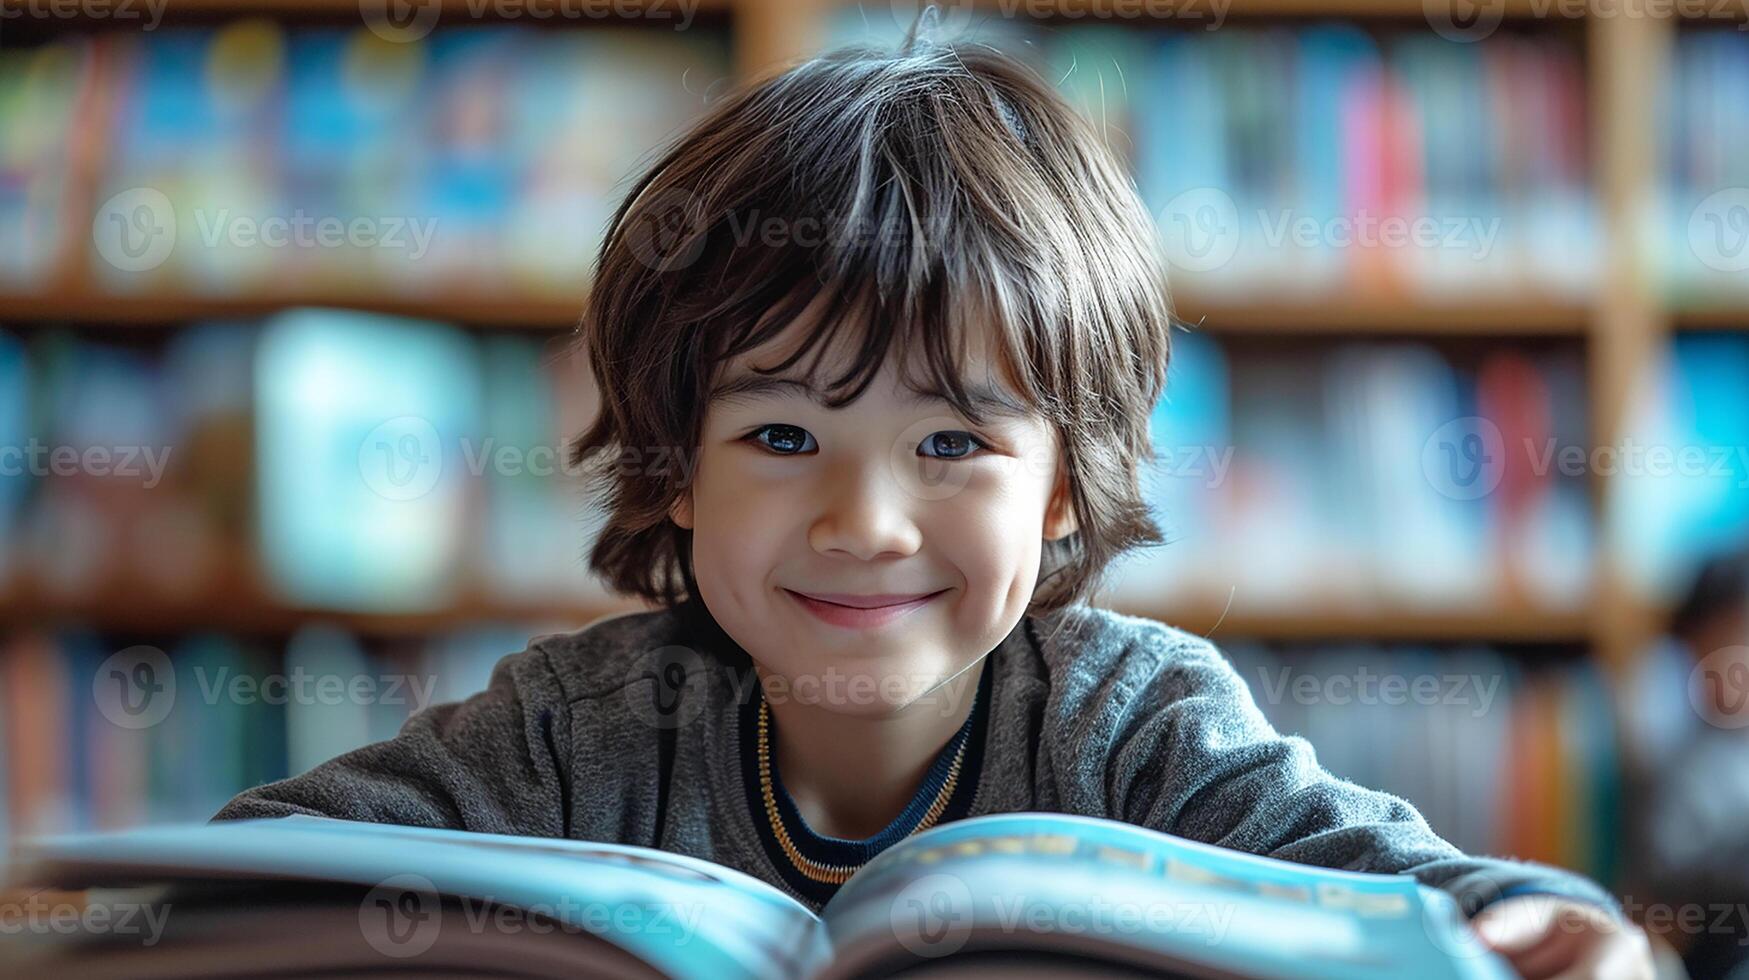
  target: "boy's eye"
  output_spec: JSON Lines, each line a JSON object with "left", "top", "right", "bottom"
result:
{"left": 744, "top": 425, "right": 989, "bottom": 459}
{"left": 749, "top": 424, "right": 816, "bottom": 455}
{"left": 918, "top": 431, "right": 987, "bottom": 459}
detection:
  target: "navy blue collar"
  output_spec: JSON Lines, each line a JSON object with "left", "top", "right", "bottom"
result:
{"left": 739, "top": 653, "right": 993, "bottom": 907}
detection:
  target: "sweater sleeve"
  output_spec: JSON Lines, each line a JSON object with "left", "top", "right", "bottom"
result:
{"left": 1091, "top": 625, "right": 1621, "bottom": 920}
{"left": 209, "top": 640, "right": 572, "bottom": 838}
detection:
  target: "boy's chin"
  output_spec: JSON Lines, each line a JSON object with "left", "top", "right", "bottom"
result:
{"left": 751, "top": 658, "right": 975, "bottom": 720}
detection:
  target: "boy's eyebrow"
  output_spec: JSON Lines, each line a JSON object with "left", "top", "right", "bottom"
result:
{"left": 709, "top": 372, "right": 1034, "bottom": 419}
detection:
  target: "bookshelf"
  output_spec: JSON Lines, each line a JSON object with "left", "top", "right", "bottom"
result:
{"left": 0, "top": 0, "right": 1729, "bottom": 657}
{"left": 2, "top": 0, "right": 1744, "bottom": 879}
{"left": 0, "top": 3, "right": 1728, "bottom": 654}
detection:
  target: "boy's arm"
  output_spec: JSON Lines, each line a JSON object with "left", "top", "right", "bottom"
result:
{"left": 1082, "top": 628, "right": 1619, "bottom": 918}
{"left": 210, "top": 641, "right": 571, "bottom": 838}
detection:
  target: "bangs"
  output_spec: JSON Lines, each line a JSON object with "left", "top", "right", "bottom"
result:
{"left": 663, "top": 42, "right": 1110, "bottom": 432}
{"left": 695, "top": 266, "right": 1055, "bottom": 431}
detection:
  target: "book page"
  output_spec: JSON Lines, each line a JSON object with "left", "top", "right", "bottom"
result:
{"left": 813, "top": 812, "right": 1510, "bottom": 980}
{"left": 14, "top": 815, "right": 832, "bottom": 980}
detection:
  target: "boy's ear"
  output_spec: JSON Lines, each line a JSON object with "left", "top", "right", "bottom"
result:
{"left": 669, "top": 492, "right": 694, "bottom": 531}
{"left": 1043, "top": 468, "right": 1078, "bottom": 541}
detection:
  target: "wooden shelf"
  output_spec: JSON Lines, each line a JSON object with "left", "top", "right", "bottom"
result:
{"left": 1670, "top": 303, "right": 1749, "bottom": 332}
{"left": 1670, "top": 2, "right": 1749, "bottom": 21}
{"left": 8, "top": 591, "right": 647, "bottom": 636}
{"left": 1133, "top": 602, "right": 1595, "bottom": 643}
{"left": 1, "top": 551, "right": 643, "bottom": 635}
{"left": 1175, "top": 295, "right": 1592, "bottom": 336}
{"left": 959, "top": 0, "right": 1581, "bottom": 18}
{"left": 0, "top": 289, "right": 1596, "bottom": 337}
{"left": 0, "top": 289, "right": 585, "bottom": 330}
{"left": 3, "top": 0, "right": 733, "bottom": 19}
{"left": 0, "top": 0, "right": 1575, "bottom": 21}
{"left": 6, "top": 587, "right": 1594, "bottom": 644}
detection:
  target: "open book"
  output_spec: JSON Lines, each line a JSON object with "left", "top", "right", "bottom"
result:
{"left": 3, "top": 811, "right": 1513, "bottom": 979}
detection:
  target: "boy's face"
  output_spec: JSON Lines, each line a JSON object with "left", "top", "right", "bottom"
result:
{"left": 670, "top": 301, "right": 1078, "bottom": 718}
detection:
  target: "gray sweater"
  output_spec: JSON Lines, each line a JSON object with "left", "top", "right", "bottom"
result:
{"left": 213, "top": 599, "right": 1618, "bottom": 918}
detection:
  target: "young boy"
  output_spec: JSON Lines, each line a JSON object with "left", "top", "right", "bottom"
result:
{"left": 216, "top": 21, "right": 1652, "bottom": 979}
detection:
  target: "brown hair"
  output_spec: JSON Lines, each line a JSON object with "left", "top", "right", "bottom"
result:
{"left": 567, "top": 15, "right": 1176, "bottom": 616}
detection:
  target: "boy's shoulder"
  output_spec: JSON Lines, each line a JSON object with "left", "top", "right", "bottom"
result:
{"left": 520, "top": 603, "right": 717, "bottom": 703}
{"left": 1024, "top": 602, "right": 1244, "bottom": 702}
{"left": 1019, "top": 604, "right": 1265, "bottom": 808}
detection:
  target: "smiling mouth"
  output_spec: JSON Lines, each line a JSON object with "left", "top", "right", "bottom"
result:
{"left": 787, "top": 591, "right": 946, "bottom": 609}
{"left": 783, "top": 589, "right": 948, "bottom": 629}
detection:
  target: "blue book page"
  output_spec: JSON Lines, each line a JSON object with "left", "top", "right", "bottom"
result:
{"left": 18, "top": 814, "right": 830, "bottom": 980}
{"left": 819, "top": 812, "right": 1514, "bottom": 980}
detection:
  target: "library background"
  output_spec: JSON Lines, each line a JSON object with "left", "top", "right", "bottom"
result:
{"left": 2, "top": 0, "right": 1748, "bottom": 971}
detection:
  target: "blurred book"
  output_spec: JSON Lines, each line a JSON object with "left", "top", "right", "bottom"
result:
{"left": 1657, "top": 28, "right": 1749, "bottom": 302}
{"left": 1108, "top": 328, "right": 1232, "bottom": 600}
{"left": 83, "top": 21, "right": 728, "bottom": 299}
{"left": 0, "top": 308, "right": 629, "bottom": 616}
{"left": 254, "top": 307, "right": 479, "bottom": 611}
{"left": 1111, "top": 336, "right": 1594, "bottom": 614}
{"left": 1128, "top": 25, "right": 1593, "bottom": 300}
{"left": 0, "top": 633, "right": 72, "bottom": 840}
{"left": 477, "top": 333, "right": 602, "bottom": 605}
{"left": 0, "top": 624, "right": 555, "bottom": 838}
{"left": 1610, "top": 331, "right": 1749, "bottom": 602}
{"left": 0, "top": 37, "right": 95, "bottom": 287}
{"left": 0, "top": 330, "right": 27, "bottom": 588}
{"left": 1222, "top": 640, "right": 1621, "bottom": 885}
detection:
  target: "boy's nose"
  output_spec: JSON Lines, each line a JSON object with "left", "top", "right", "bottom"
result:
{"left": 807, "top": 464, "right": 923, "bottom": 562}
